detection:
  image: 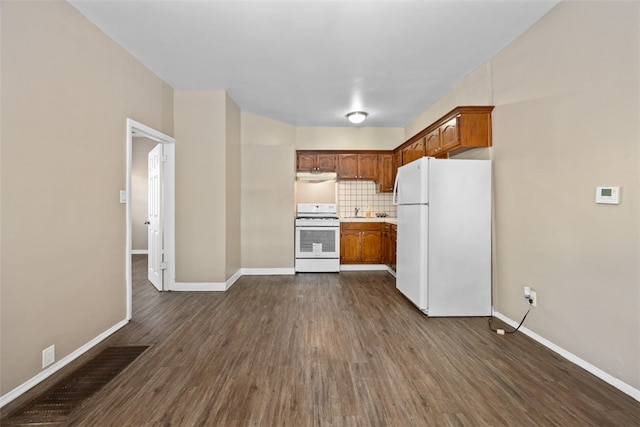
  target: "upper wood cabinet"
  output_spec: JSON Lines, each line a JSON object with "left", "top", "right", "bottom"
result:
{"left": 337, "top": 154, "right": 358, "bottom": 178}
{"left": 402, "top": 137, "right": 425, "bottom": 165}
{"left": 297, "top": 152, "right": 337, "bottom": 172}
{"left": 295, "top": 106, "right": 492, "bottom": 187}
{"left": 296, "top": 150, "right": 393, "bottom": 191}
{"left": 399, "top": 106, "right": 494, "bottom": 164}
{"left": 359, "top": 154, "right": 378, "bottom": 180}
{"left": 426, "top": 117, "right": 457, "bottom": 157}
{"left": 338, "top": 153, "right": 378, "bottom": 180}
{"left": 296, "top": 106, "right": 493, "bottom": 179}
{"left": 425, "top": 127, "right": 442, "bottom": 157}
{"left": 393, "top": 150, "right": 402, "bottom": 181}
{"left": 377, "top": 154, "right": 394, "bottom": 193}
{"left": 440, "top": 117, "right": 459, "bottom": 152}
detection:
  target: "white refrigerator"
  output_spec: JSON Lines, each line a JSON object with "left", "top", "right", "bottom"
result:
{"left": 393, "top": 157, "right": 491, "bottom": 316}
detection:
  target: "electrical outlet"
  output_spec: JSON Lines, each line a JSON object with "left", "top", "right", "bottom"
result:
{"left": 530, "top": 291, "right": 537, "bottom": 307}
{"left": 524, "top": 286, "right": 531, "bottom": 301}
{"left": 42, "top": 345, "right": 55, "bottom": 368}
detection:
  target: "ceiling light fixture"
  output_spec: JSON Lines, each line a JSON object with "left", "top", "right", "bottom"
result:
{"left": 346, "top": 111, "right": 368, "bottom": 124}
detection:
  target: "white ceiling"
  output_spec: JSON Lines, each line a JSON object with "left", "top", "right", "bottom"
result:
{"left": 69, "top": 0, "right": 560, "bottom": 127}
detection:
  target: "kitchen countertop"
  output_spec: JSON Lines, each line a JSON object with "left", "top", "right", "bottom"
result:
{"left": 340, "top": 217, "right": 397, "bottom": 225}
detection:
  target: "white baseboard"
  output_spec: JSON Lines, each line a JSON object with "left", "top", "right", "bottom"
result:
{"left": 340, "top": 264, "right": 389, "bottom": 271}
{"left": 172, "top": 282, "right": 226, "bottom": 291}
{"left": 131, "top": 249, "right": 148, "bottom": 255}
{"left": 0, "top": 318, "right": 129, "bottom": 409}
{"left": 173, "top": 269, "right": 242, "bottom": 292}
{"left": 494, "top": 311, "right": 640, "bottom": 402}
{"left": 241, "top": 267, "right": 295, "bottom": 275}
{"left": 386, "top": 267, "right": 397, "bottom": 278}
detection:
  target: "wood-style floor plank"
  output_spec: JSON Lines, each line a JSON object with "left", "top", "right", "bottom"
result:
{"left": 2, "top": 255, "right": 638, "bottom": 426}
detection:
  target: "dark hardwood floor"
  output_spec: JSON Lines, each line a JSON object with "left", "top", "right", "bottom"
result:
{"left": 2, "top": 255, "right": 639, "bottom": 426}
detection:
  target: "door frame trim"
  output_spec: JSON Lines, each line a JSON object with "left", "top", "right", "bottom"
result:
{"left": 126, "top": 119, "right": 175, "bottom": 320}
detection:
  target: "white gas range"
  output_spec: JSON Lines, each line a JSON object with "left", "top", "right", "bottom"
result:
{"left": 295, "top": 203, "right": 340, "bottom": 272}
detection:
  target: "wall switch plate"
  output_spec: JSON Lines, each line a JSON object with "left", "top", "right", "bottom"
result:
{"left": 119, "top": 190, "right": 127, "bottom": 204}
{"left": 42, "top": 345, "right": 55, "bottom": 368}
{"left": 595, "top": 186, "right": 620, "bottom": 204}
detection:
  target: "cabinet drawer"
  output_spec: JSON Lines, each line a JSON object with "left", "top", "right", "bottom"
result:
{"left": 341, "top": 222, "right": 382, "bottom": 231}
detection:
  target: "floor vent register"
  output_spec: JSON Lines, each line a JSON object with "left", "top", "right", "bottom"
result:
{"left": 1, "top": 345, "right": 150, "bottom": 425}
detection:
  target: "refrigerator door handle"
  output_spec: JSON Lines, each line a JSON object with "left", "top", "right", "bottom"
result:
{"left": 392, "top": 172, "right": 400, "bottom": 205}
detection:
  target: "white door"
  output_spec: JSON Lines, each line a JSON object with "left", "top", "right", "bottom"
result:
{"left": 396, "top": 157, "right": 429, "bottom": 205}
{"left": 396, "top": 204, "right": 428, "bottom": 312}
{"left": 147, "top": 144, "right": 163, "bottom": 291}
{"left": 295, "top": 226, "right": 340, "bottom": 259}
{"left": 427, "top": 159, "right": 492, "bottom": 316}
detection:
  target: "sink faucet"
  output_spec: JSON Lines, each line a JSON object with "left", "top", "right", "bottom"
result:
{"left": 354, "top": 207, "right": 360, "bottom": 217}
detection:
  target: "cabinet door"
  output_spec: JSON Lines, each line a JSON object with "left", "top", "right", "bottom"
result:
{"left": 377, "top": 154, "right": 394, "bottom": 193}
{"left": 297, "top": 153, "right": 316, "bottom": 172}
{"left": 412, "top": 137, "right": 425, "bottom": 161}
{"left": 425, "top": 128, "right": 441, "bottom": 156}
{"left": 404, "top": 138, "right": 424, "bottom": 164}
{"left": 358, "top": 154, "right": 378, "bottom": 180}
{"left": 403, "top": 144, "right": 415, "bottom": 164}
{"left": 401, "top": 146, "right": 413, "bottom": 165}
{"left": 316, "top": 153, "right": 337, "bottom": 172}
{"left": 381, "top": 228, "right": 387, "bottom": 266}
{"left": 361, "top": 231, "right": 382, "bottom": 263}
{"left": 382, "top": 224, "right": 390, "bottom": 266}
{"left": 338, "top": 154, "right": 359, "bottom": 179}
{"left": 394, "top": 150, "right": 403, "bottom": 177}
{"left": 390, "top": 225, "right": 397, "bottom": 271}
{"left": 340, "top": 230, "right": 361, "bottom": 263}
{"left": 440, "top": 117, "right": 459, "bottom": 151}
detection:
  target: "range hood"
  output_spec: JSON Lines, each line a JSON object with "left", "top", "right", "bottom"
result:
{"left": 295, "top": 171, "right": 337, "bottom": 182}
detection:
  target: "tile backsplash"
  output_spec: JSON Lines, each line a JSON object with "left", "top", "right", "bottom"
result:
{"left": 337, "top": 181, "right": 397, "bottom": 218}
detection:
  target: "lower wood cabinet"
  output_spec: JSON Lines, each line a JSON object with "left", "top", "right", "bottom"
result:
{"left": 382, "top": 223, "right": 397, "bottom": 271}
{"left": 340, "top": 222, "right": 382, "bottom": 264}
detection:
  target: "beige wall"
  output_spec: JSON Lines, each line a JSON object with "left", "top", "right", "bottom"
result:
{"left": 295, "top": 126, "right": 403, "bottom": 150}
{"left": 240, "top": 112, "right": 296, "bottom": 269}
{"left": 295, "top": 181, "right": 336, "bottom": 204}
{"left": 6, "top": 0, "right": 635, "bottom": 404}
{"left": 242, "top": 111, "right": 297, "bottom": 146}
{"left": 174, "top": 90, "right": 227, "bottom": 283}
{"left": 132, "top": 137, "right": 157, "bottom": 250}
{"left": 0, "top": 0, "right": 173, "bottom": 395}
{"left": 240, "top": 112, "right": 403, "bottom": 269}
{"left": 406, "top": 1, "right": 639, "bottom": 390}
{"left": 405, "top": 64, "right": 494, "bottom": 140}
{"left": 225, "top": 94, "right": 241, "bottom": 278}
{"left": 241, "top": 144, "right": 296, "bottom": 269}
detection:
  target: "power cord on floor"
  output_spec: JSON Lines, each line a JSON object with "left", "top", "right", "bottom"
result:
{"left": 488, "top": 300, "right": 532, "bottom": 335}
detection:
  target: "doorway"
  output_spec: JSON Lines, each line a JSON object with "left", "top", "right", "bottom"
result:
{"left": 125, "top": 119, "right": 175, "bottom": 320}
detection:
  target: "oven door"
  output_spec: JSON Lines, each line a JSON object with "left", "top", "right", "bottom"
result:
{"left": 295, "top": 226, "right": 340, "bottom": 259}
